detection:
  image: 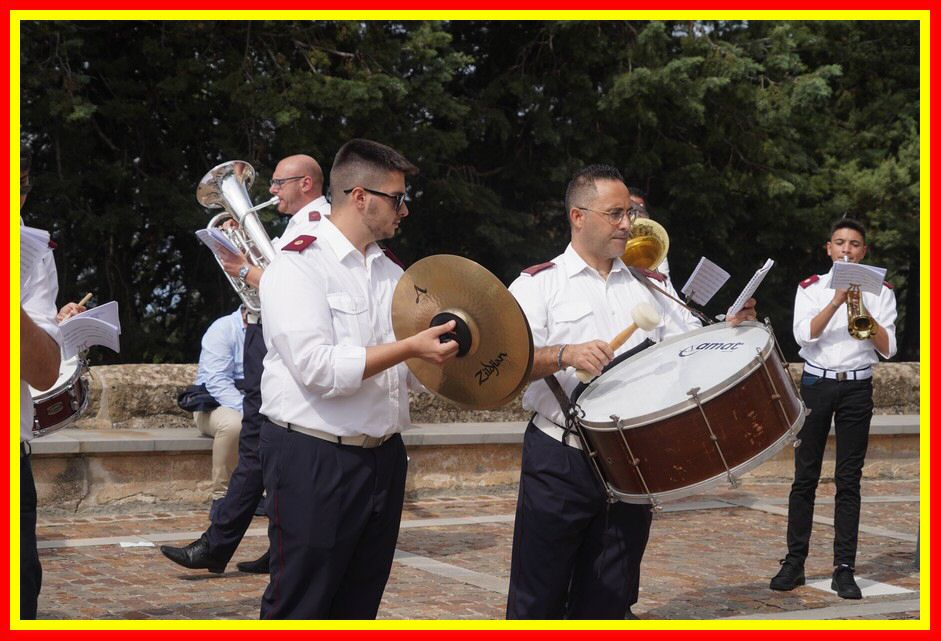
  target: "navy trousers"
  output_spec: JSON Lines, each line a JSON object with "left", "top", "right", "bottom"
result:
{"left": 259, "top": 421, "right": 407, "bottom": 619}
{"left": 786, "top": 373, "right": 874, "bottom": 567}
{"left": 21, "top": 446, "right": 41, "bottom": 620}
{"left": 206, "top": 322, "right": 267, "bottom": 562}
{"left": 506, "top": 422, "right": 652, "bottom": 619}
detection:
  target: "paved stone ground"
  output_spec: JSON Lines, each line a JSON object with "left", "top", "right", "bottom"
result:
{"left": 34, "top": 479, "right": 921, "bottom": 621}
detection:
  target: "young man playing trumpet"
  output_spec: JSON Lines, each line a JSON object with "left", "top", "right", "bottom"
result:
{"left": 770, "top": 218, "right": 897, "bottom": 599}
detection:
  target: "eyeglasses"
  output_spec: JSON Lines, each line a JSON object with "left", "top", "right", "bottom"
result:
{"left": 343, "top": 187, "right": 408, "bottom": 213}
{"left": 269, "top": 176, "right": 306, "bottom": 188}
{"left": 575, "top": 205, "right": 638, "bottom": 226}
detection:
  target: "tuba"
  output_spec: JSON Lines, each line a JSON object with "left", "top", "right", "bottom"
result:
{"left": 621, "top": 217, "right": 670, "bottom": 271}
{"left": 197, "top": 161, "right": 278, "bottom": 313}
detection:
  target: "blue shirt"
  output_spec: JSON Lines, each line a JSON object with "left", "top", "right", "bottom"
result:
{"left": 195, "top": 309, "right": 246, "bottom": 412}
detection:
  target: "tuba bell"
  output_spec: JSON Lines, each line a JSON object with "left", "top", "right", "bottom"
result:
{"left": 621, "top": 217, "right": 670, "bottom": 271}
{"left": 197, "top": 161, "right": 278, "bottom": 313}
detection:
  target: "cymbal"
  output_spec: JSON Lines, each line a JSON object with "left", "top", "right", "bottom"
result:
{"left": 392, "top": 255, "right": 534, "bottom": 410}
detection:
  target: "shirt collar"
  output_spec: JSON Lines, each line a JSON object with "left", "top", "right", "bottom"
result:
{"left": 318, "top": 217, "right": 383, "bottom": 265}
{"left": 562, "top": 243, "right": 628, "bottom": 278}
{"left": 287, "top": 195, "right": 330, "bottom": 229}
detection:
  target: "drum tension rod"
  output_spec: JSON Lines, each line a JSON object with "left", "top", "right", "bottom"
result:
{"left": 611, "top": 414, "right": 662, "bottom": 512}
{"left": 754, "top": 347, "right": 802, "bottom": 448}
{"left": 686, "top": 388, "right": 739, "bottom": 489}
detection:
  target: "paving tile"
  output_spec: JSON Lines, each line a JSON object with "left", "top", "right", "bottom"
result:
{"left": 32, "top": 479, "right": 921, "bottom": 621}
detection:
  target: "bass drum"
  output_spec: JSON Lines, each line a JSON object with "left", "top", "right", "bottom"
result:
{"left": 575, "top": 321, "right": 805, "bottom": 506}
{"left": 29, "top": 356, "right": 91, "bottom": 438}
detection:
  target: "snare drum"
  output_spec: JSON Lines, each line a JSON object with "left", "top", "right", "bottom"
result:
{"left": 29, "top": 356, "right": 91, "bottom": 438}
{"left": 574, "top": 321, "right": 805, "bottom": 507}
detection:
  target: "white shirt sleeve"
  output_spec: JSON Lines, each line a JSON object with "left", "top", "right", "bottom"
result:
{"left": 508, "top": 274, "right": 550, "bottom": 349}
{"left": 22, "top": 250, "right": 62, "bottom": 349}
{"left": 260, "top": 255, "right": 367, "bottom": 399}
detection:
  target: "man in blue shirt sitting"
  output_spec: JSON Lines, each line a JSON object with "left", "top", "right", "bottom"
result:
{"left": 193, "top": 306, "right": 247, "bottom": 516}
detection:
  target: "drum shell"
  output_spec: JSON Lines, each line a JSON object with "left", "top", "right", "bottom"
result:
{"left": 30, "top": 360, "right": 91, "bottom": 438}
{"left": 579, "top": 329, "right": 803, "bottom": 503}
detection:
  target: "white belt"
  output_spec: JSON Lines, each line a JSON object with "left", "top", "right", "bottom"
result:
{"left": 269, "top": 418, "right": 395, "bottom": 448}
{"left": 532, "top": 414, "right": 583, "bottom": 451}
{"left": 804, "top": 363, "right": 873, "bottom": 381}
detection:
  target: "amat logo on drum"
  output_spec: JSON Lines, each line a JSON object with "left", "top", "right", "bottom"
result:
{"left": 678, "top": 342, "right": 745, "bottom": 357}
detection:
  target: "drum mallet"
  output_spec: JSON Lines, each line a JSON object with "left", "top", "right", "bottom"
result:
{"left": 575, "top": 302, "right": 661, "bottom": 383}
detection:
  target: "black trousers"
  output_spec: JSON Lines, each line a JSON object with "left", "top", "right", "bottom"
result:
{"left": 786, "top": 373, "right": 874, "bottom": 567}
{"left": 506, "top": 423, "right": 652, "bottom": 619}
{"left": 259, "top": 421, "right": 407, "bottom": 620}
{"left": 206, "top": 322, "right": 267, "bottom": 562}
{"left": 21, "top": 446, "right": 41, "bottom": 620}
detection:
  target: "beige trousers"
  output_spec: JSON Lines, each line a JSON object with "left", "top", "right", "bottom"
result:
{"left": 193, "top": 406, "right": 242, "bottom": 500}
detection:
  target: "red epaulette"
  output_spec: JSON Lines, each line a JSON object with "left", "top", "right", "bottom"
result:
{"left": 521, "top": 261, "right": 555, "bottom": 276}
{"left": 282, "top": 235, "right": 317, "bottom": 252}
{"left": 799, "top": 274, "right": 820, "bottom": 289}
{"left": 883, "top": 280, "right": 894, "bottom": 290}
{"left": 380, "top": 245, "right": 406, "bottom": 269}
{"left": 308, "top": 210, "right": 321, "bottom": 222}
{"left": 635, "top": 267, "right": 666, "bottom": 283}
{"left": 47, "top": 239, "right": 57, "bottom": 250}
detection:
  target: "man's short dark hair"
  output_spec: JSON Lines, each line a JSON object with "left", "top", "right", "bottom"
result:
{"left": 329, "top": 139, "right": 417, "bottom": 203}
{"left": 830, "top": 217, "right": 867, "bottom": 244}
{"left": 564, "top": 164, "right": 625, "bottom": 214}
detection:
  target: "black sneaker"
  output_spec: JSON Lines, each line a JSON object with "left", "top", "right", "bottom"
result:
{"left": 831, "top": 564, "right": 862, "bottom": 599}
{"left": 769, "top": 558, "right": 805, "bottom": 591}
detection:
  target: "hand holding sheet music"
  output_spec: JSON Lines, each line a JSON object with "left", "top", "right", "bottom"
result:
{"left": 829, "top": 260, "right": 886, "bottom": 295}
{"left": 59, "top": 300, "right": 122, "bottom": 359}
{"left": 196, "top": 228, "right": 240, "bottom": 258}
{"left": 727, "top": 259, "right": 774, "bottom": 317}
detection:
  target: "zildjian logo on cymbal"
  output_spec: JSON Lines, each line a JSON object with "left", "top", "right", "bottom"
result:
{"left": 475, "top": 352, "right": 509, "bottom": 386}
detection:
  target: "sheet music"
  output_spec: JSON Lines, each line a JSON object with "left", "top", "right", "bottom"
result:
{"left": 727, "top": 258, "right": 774, "bottom": 317}
{"left": 681, "top": 257, "right": 731, "bottom": 306}
{"left": 830, "top": 260, "right": 886, "bottom": 295}
{"left": 59, "top": 300, "right": 122, "bottom": 359}
{"left": 196, "top": 228, "right": 240, "bottom": 256}
{"left": 20, "top": 226, "right": 51, "bottom": 287}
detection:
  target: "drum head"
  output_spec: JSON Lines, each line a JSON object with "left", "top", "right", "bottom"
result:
{"left": 28, "top": 355, "right": 82, "bottom": 401}
{"left": 578, "top": 322, "right": 773, "bottom": 427}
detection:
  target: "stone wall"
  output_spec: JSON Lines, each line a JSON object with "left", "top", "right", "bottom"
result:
{"left": 72, "top": 362, "right": 920, "bottom": 430}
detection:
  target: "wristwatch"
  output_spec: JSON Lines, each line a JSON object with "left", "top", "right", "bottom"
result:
{"left": 237, "top": 265, "right": 251, "bottom": 283}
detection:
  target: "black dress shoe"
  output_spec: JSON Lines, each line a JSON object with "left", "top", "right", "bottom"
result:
{"left": 236, "top": 550, "right": 270, "bottom": 574}
{"left": 769, "top": 558, "right": 805, "bottom": 591}
{"left": 160, "top": 533, "right": 225, "bottom": 574}
{"left": 831, "top": 564, "right": 862, "bottom": 599}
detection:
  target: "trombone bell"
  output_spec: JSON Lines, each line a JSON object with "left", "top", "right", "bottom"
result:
{"left": 622, "top": 218, "right": 670, "bottom": 271}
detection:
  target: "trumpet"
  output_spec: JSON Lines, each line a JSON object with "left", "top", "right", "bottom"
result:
{"left": 842, "top": 257, "right": 876, "bottom": 340}
{"left": 197, "top": 161, "right": 278, "bottom": 313}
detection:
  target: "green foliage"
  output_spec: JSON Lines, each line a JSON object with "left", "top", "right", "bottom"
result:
{"left": 20, "top": 20, "right": 920, "bottom": 363}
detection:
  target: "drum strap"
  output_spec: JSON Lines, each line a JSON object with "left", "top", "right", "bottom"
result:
{"left": 541, "top": 374, "right": 582, "bottom": 447}
{"left": 627, "top": 267, "right": 714, "bottom": 326}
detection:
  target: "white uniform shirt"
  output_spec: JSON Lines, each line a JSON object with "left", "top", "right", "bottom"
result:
{"left": 509, "top": 243, "right": 701, "bottom": 427}
{"left": 259, "top": 217, "right": 408, "bottom": 437}
{"left": 21, "top": 235, "right": 63, "bottom": 443}
{"left": 793, "top": 268, "right": 898, "bottom": 370}
{"left": 277, "top": 196, "right": 331, "bottom": 245}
